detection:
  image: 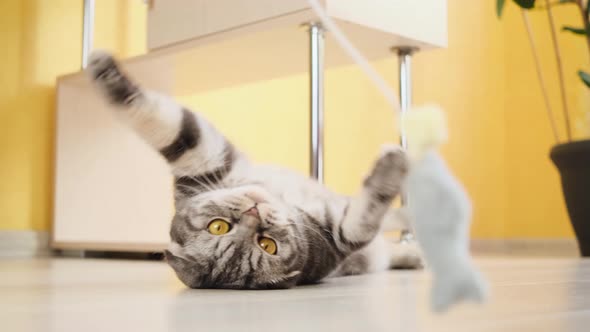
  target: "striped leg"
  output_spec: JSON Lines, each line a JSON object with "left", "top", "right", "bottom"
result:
{"left": 86, "top": 51, "right": 239, "bottom": 197}
{"left": 337, "top": 145, "right": 408, "bottom": 252}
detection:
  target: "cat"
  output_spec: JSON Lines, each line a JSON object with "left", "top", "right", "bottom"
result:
{"left": 86, "top": 51, "right": 422, "bottom": 289}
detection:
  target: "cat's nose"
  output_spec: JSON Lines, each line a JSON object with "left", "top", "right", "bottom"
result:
{"left": 243, "top": 206, "right": 260, "bottom": 218}
{"left": 243, "top": 206, "right": 261, "bottom": 229}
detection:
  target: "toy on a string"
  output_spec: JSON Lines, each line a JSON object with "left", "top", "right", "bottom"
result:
{"left": 402, "top": 106, "right": 488, "bottom": 312}
{"left": 305, "top": 0, "right": 488, "bottom": 312}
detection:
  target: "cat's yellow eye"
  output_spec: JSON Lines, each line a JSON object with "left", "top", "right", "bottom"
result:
{"left": 258, "top": 237, "right": 277, "bottom": 255}
{"left": 208, "top": 219, "right": 231, "bottom": 235}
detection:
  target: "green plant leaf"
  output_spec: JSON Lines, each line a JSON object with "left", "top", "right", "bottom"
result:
{"left": 579, "top": 70, "right": 590, "bottom": 88}
{"left": 513, "top": 0, "right": 536, "bottom": 9}
{"left": 562, "top": 26, "right": 588, "bottom": 35}
{"left": 587, "top": 0, "right": 590, "bottom": 19}
{"left": 497, "top": 0, "right": 506, "bottom": 18}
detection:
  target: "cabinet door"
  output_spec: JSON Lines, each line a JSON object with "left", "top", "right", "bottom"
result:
{"left": 53, "top": 69, "right": 175, "bottom": 251}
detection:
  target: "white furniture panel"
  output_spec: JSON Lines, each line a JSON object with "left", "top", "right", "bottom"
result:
{"left": 53, "top": 61, "right": 175, "bottom": 252}
{"left": 53, "top": 0, "right": 447, "bottom": 251}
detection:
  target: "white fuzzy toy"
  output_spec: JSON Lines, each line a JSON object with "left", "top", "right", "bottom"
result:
{"left": 402, "top": 105, "right": 488, "bottom": 312}
{"left": 304, "top": 0, "right": 488, "bottom": 313}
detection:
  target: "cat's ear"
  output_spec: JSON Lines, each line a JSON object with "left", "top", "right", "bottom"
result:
{"left": 164, "top": 249, "right": 203, "bottom": 288}
{"left": 164, "top": 249, "right": 189, "bottom": 269}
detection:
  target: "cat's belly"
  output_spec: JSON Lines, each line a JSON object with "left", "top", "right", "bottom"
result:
{"left": 329, "top": 234, "right": 390, "bottom": 277}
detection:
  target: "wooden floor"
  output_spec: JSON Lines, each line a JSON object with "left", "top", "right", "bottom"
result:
{"left": 1, "top": 257, "right": 589, "bottom": 332}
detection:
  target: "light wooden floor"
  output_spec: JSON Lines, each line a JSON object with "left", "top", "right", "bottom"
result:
{"left": 1, "top": 257, "right": 589, "bottom": 332}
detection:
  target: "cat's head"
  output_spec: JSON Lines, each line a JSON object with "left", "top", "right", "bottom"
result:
{"left": 165, "top": 185, "right": 305, "bottom": 289}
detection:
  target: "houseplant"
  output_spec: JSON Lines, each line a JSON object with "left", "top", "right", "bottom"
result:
{"left": 497, "top": 0, "right": 590, "bottom": 256}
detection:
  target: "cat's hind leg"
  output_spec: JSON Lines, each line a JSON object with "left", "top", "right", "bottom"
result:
{"left": 381, "top": 209, "right": 424, "bottom": 269}
{"left": 388, "top": 241, "right": 424, "bottom": 269}
{"left": 331, "top": 236, "right": 423, "bottom": 277}
{"left": 330, "top": 236, "right": 390, "bottom": 277}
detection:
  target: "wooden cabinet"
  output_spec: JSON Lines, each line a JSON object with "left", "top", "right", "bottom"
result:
{"left": 52, "top": 0, "right": 447, "bottom": 252}
{"left": 53, "top": 60, "right": 175, "bottom": 252}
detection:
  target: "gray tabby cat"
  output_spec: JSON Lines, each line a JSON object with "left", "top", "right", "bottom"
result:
{"left": 87, "top": 51, "right": 422, "bottom": 289}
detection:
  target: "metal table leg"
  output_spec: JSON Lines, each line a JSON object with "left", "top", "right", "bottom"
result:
{"left": 81, "top": 0, "right": 95, "bottom": 69}
{"left": 396, "top": 47, "right": 416, "bottom": 243}
{"left": 309, "top": 23, "right": 325, "bottom": 183}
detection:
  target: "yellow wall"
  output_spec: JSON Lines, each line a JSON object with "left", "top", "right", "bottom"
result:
{"left": 502, "top": 3, "right": 586, "bottom": 238}
{"left": 0, "top": 0, "right": 81, "bottom": 231}
{"left": 0, "top": 0, "right": 584, "bottom": 238}
{"left": 0, "top": 0, "right": 145, "bottom": 231}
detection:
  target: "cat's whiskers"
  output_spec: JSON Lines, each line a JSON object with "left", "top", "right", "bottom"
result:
{"left": 187, "top": 156, "right": 228, "bottom": 192}
{"left": 179, "top": 177, "right": 214, "bottom": 193}
{"left": 286, "top": 219, "right": 334, "bottom": 246}
{"left": 287, "top": 233, "right": 311, "bottom": 246}
{"left": 175, "top": 183, "right": 200, "bottom": 195}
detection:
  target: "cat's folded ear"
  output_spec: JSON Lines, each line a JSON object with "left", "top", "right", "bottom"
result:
{"left": 164, "top": 250, "right": 204, "bottom": 288}
{"left": 164, "top": 250, "right": 189, "bottom": 268}
{"left": 164, "top": 249, "right": 191, "bottom": 277}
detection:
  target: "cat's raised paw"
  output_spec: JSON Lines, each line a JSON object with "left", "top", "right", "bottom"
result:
{"left": 369, "top": 144, "right": 408, "bottom": 182}
{"left": 363, "top": 144, "right": 408, "bottom": 204}
{"left": 86, "top": 50, "right": 140, "bottom": 105}
{"left": 379, "top": 144, "right": 408, "bottom": 171}
{"left": 87, "top": 50, "right": 118, "bottom": 80}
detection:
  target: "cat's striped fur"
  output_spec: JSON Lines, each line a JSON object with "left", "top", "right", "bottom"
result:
{"left": 87, "top": 51, "right": 421, "bottom": 289}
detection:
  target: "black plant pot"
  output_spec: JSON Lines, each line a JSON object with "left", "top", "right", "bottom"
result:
{"left": 550, "top": 139, "right": 590, "bottom": 256}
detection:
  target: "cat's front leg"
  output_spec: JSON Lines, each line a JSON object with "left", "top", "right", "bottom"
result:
{"left": 86, "top": 51, "right": 243, "bottom": 197}
{"left": 335, "top": 145, "right": 408, "bottom": 253}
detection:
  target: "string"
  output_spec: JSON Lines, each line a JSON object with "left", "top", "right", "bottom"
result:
{"left": 305, "top": 0, "right": 403, "bottom": 118}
